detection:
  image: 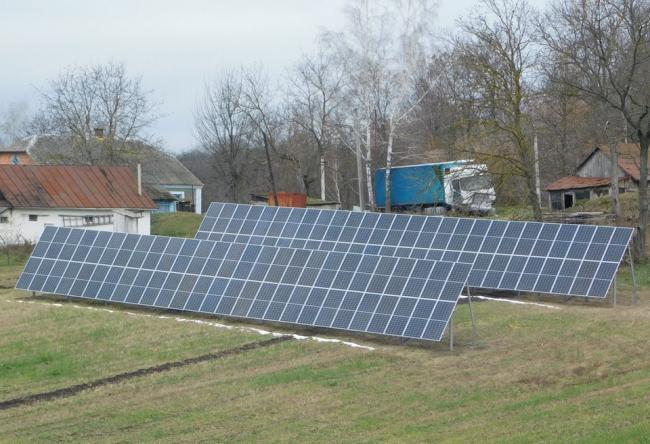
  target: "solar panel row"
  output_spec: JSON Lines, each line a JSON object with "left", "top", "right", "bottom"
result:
{"left": 196, "top": 203, "right": 633, "bottom": 298}
{"left": 16, "top": 226, "right": 471, "bottom": 341}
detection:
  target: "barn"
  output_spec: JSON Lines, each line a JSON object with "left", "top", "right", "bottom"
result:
{"left": 545, "top": 143, "right": 642, "bottom": 210}
{"left": 0, "top": 165, "right": 156, "bottom": 244}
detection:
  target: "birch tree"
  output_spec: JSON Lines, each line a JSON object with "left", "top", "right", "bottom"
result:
{"left": 323, "top": 0, "right": 391, "bottom": 210}
{"left": 323, "top": 0, "right": 436, "bottom": 211}
{"left": 381, "top": 0, "right": 436, "bottom": 212}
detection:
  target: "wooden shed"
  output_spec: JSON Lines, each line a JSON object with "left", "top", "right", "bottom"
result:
{"left": 545, "top": 143, "right": 642, "bottom": 210}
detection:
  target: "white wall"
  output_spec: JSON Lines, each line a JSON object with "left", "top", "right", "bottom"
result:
{"left": 194, "top": 187, "right": 202, "bottom": 214}
{"left": 0, "top": 208, "right": 151, "bottom": 244}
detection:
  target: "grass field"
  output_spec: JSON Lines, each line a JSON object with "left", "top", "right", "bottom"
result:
{"left": 151, "top": 212, "right": 203, "bottom": 238}
{"left": 2, "top": 257, "right": 650, "bottom": 442}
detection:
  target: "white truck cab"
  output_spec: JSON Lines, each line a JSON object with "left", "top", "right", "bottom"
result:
{"left": 443, "top": 162, "right": 496, "bottom": 214}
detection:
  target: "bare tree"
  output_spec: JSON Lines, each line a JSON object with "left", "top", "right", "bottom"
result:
{"left": 31, "top": 62, "right": 159, "bottom": 164}
{"left": 540, "top": 0, "right": 650, "bottom": 256}
{"left": 287, "top": 49, "right": 344, "bottom": 201}
{"left": 321, "top": 0, "right": 437, "bottom": 211}
{"left": 196, "top": 71, "right": 251, "bottom": 202}
{"left": 323, "top": 0, "right": 394, "bottom": 210}
{"left": 381, "top": 0, "right": 437, "bottom": 212}
{"left": 0, "top": 102, "right": 30, "bottom": 146}
{"left": 455, "top": 0, "right": 543, "bottom": 220}
{"left": 239, "top": 66, "right": 283, "bottom": 203}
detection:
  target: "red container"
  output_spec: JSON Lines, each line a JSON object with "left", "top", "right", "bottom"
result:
{"left": 268, "top": 192, "right": 307, "bottom": 208}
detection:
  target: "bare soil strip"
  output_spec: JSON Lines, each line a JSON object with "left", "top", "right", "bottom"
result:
{"left": 0, "top": 336, "right": 293, "bottom": 411}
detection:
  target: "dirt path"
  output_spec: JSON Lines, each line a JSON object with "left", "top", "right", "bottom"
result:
{"left": 0, "top": 336, "right": 293, "bottom": 411}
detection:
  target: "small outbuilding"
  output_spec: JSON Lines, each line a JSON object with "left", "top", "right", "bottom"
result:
{"left": 0, "top": 165, "right": 156, "bottom": 244}
{"left": 545, "top": 143, "right": 641, "bottom": 210}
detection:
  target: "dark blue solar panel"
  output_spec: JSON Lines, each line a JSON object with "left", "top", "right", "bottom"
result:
{"left": 17, "top": 226, "right": 471, "bottom": 342}
{"left": 196, "top": 203, "right": 634, "bottom": 298}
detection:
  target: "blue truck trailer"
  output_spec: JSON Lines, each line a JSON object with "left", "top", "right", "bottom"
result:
{"left": 375, "top": 160, "right": 495, "bottom": 213}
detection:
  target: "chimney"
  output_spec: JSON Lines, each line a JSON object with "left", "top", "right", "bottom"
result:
{"left": 137, "top": 163, "right": 142, "bottom": 196}
{"left": 94, "top": 127, "right": 104, "bottom": 138}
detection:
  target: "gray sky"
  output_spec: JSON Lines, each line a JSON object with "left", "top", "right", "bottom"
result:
{"left": 0, "top": 0, "right": 547, "bottom": 153}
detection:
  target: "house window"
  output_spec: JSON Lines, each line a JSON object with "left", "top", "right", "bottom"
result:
{"left": 28, "top": 215, "right": 38, "bottom": 221}
{"left": 61, "top": 215, "right": 113, "bottom": 227}
{"left": 0, "top": 216, "right": 8, "bottom": 223}
{"left": 575, "top": 190, "right": 590, "bottom": 201}
{"left": 550, "top": 193, "right": 562, "bottom": 210}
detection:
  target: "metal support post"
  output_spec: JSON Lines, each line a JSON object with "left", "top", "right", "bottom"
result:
{"left": 466, "top": 287, "right": 477, "bottom": 341}
{"left": 628, "top": 247, "right": 638, "bottom": 305}
{"left": 612, "top": 275, "right": 617, "bottom": 307}
{"left": 448, "top": 314, "right": 454, "bottom": 352}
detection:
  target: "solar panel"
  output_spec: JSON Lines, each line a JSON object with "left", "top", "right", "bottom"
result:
{"left": 16, "top": 226, "right": 472, "bottom": 342}
{"left": 196, "top": 203, "right": 634, "bottom": 298}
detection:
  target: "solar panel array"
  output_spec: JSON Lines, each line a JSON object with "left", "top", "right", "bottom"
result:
{"left": 196, "top": 203, "right": 634, "bottom": 298}
{"left": 16, "top": 226, "right": 472, "bottom": 341}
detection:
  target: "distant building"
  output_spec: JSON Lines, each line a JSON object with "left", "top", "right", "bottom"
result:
{"left": 133, "top": 144, "right": 203, "bottom": 214}
{"left": 546, "top": 143, "right": 640, "bottom": 210}
{"left": 0, "top": 137, "right": 34, "bottom": 165}
{"left": 0, "top": 165, "right": 156, "bottom": 243}
{"left": 6, "top": 135, "right": 203, "bottom": 214}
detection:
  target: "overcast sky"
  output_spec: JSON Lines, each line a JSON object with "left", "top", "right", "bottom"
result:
{"left": 0, "top": 0, "right": 548, "bottom": 153}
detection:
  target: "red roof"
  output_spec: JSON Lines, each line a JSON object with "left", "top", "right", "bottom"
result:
{"left": 545, "top": 176, "right": 613, "bottom": 191}
{"left": 0, "top": 165, "right": 156, "bottom": 209}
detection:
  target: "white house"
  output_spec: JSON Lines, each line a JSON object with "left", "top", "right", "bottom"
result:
{"left": 0, "top": 165, "right": 156, "bottom": 244}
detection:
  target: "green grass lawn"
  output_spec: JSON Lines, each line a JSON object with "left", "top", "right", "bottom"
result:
{"left": 2, "top": 261, "right": 650, "bottom": 442}
{"left": 151, "top": 212, "right": 203, "bottom": 238}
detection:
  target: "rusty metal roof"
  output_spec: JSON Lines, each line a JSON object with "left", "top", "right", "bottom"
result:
{"left": 0, "top": 165, "right": 156, "bottom": 209}
{"left": 544, "top": 175, "right": 632, "bottom": 191}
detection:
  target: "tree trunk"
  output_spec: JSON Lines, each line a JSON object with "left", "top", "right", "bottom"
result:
{"left": 385, "top": 119, "right": 394, "bottom": 213}
{"left": 262, "top": 132, "right": 278, "bottom": 206}
{"left": 365, "top": 120, "right": 375, "bottom": 211}
{"left": 526, "top": 174, "right": 543, "bottom": 221}
{"left": 355, "top": 113, "right": 366, "bottom": 210}
{"left": 519, "top": 135, "right": 543, "bottom": 221}
{"left": 333, "top": 149, "right": 342, "bottom": 205}
{"left": 320, "top": 153, "right": 326, "bottom": 201}
{"left": 533, "top": 134, "right": 541, "bottom": 207}
{"left": 524, "top": 143, "right": 542, "bottom": 221}
{"left": 636, "top": 132, "right": 649, "bottom": 259}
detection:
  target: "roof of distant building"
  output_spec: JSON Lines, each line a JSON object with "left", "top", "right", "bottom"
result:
{"left": 545, "top": 176, "right": 613, "bottom": 191}
{"left": 13, "top": 135, "right": 203, "bottom": 188}
{"left": 0, "top": 164, "right": 156, "bottom": 209}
